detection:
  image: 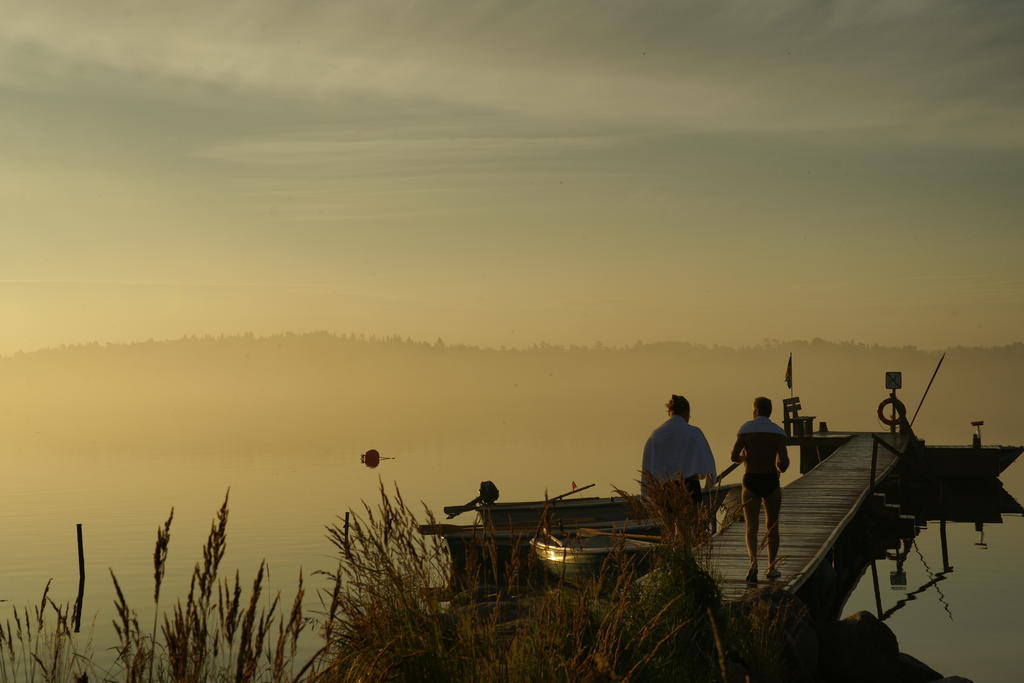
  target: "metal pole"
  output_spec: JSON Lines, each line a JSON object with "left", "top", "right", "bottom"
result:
{"left": 911, "top": 352, "right": 946, "bottom": 427}
{"left": 889, "top": 390, "right": 897, "bottom": 434}
{"left": 74, "top": 523, "right": 85, "bottom": 633}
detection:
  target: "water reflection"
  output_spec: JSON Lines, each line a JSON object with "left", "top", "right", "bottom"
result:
{"left": 882, "top": 534, "right": 953, "bottom": 622}
{"left": 840, "top": 477, "right": 1024, "bottom": 682}
{"left": 841, "top": 478, "right": 1022, "bottom": 620}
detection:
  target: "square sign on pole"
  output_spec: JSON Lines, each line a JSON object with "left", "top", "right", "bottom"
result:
{"left": 885, "top": 371, "right": 902, "bottom": 390}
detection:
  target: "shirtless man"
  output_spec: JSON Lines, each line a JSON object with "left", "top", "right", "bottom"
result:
{"left": 731, "top": 396, "right": 789, "bottom": 583}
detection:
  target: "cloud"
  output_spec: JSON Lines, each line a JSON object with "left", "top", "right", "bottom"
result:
{"left": 194, "top": 126, "right": 611, "bottom": 168}
{"left": 2, "top": 1, "right": 1022, "bottom": 144}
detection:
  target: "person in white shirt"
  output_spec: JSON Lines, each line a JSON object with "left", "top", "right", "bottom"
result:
{"left": 641, "top": 394, "right": 717, "bottom": 503}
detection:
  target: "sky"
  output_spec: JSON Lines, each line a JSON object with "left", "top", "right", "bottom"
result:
{"left": 2, "top": 0, "right": 1023, "bottom": 355}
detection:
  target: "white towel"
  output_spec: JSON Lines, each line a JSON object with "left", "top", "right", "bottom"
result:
{"left": 737, "top": 416, "right": 786, "bottom": 436}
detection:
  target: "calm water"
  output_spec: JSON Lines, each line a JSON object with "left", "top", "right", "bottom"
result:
{"left": 0, "top": 422, "right": 646, "bottom": 667}
{"left": 3, "top": 417, "right": 1022, "bottom": 676}
{"left": 843, "top": 502, "right": 1024, "bottom": 682}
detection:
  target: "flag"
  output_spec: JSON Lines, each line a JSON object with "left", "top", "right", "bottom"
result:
{"left": 785, "top": 353, "right": 793, "bottom": 389}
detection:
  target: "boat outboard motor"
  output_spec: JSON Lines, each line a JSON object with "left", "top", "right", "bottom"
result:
{"left": 444, "top": 481, "right": 500, "bottom": 519}
{"left": 479, "top": 480, "right": 500, "bottom": 506}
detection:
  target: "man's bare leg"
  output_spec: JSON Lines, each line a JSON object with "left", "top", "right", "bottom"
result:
{"left": 764, "top": 487, "right": 782, "bottom": 578}
{"left": 742, "top": 487, "right": 761, "bottom": 583}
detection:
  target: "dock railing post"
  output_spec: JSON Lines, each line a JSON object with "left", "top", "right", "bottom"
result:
{"left": 870, "top": 434, "right": 904, "bottom": 493}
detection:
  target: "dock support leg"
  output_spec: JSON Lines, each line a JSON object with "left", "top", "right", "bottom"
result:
{"left": 940, "top": 519, "right": 951, "bottom": 573}
{"left": 870, "top": 559, "right": 883, "bottom": 620}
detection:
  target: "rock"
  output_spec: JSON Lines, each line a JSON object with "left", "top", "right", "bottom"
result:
{"left": 819, "top": 610, "right": 900, "bottom": 683}
{"left": 788, "top": 622, "right": 819, "bottom": 681}
{"left": 898, "top": 652, "right": 942, "bottom": 682}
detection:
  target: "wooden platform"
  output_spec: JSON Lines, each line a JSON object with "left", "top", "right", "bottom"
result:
{"left": 710, "top": 432, "right": 908, "bottom": 600}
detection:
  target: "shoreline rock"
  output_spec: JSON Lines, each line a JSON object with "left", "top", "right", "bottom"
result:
{"left": 741, "top": 591, "right": 974, "bottom": 683}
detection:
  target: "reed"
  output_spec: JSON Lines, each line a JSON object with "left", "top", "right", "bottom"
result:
{"left": 141, "top": 492, "right": 297, "bottom": 682}
{"left": 312, "top": 479, "right": 784, "bottom": 682}
{"left": 0, "top": 579, "right": 96, "bottom": 682}
{"left": 316, "top": 482, "right": 464, "bottom": 681}
{"left": 1, "top": 482, "right": 792, "bottom": 681}
{"left": 721, "top": 587, "right": 805, "bottom": 683}
{"left": 1, "top": 493, "right": 305, "bottom": 683}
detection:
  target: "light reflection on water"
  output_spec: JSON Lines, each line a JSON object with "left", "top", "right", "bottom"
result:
{"left": 843, "top": 496, "right": 1024, "bottom": 683}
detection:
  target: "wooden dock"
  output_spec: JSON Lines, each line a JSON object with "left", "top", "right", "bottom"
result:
{"left": 711, "top": 432, "right": 909, "bottom": 600}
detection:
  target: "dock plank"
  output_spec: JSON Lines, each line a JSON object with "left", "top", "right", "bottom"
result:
{"left": 711, "top": 432, "right": 907, "bottom": 600}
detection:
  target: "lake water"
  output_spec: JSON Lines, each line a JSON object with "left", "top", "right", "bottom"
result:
{"left": 2, "top": 389, "right": 1024, "bottom": 679}
{"left": 843, "top": 496, "right": 1024, "bottom": 682}
{"left": 1, "top": 419, "right": 648, "bottom": 668}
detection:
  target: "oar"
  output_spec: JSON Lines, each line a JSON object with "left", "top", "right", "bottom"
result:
{"left": 418, "top": 523, "right": 469, "bottom": 535}
{"left": 548, "top": 483, "right": 596, "bottom": 502}
{"left": 715, "top": 463, "right": 740, "bottom": 484}
{"left": 577, "top": 528, "right": 661, "bottom": 541}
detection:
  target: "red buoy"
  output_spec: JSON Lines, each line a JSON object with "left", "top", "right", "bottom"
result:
{"left": 361, "top": 449, "right": 381, "bottom": 468}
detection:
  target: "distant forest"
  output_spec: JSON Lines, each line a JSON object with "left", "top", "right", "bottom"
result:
{"left": 2, "top": 333, "right": 1021, "bottom": 455}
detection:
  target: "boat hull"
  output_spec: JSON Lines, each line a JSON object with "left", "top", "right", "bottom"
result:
{"left": 531, "top": 534, "right": 658, "bottom": 581}
{"left": 923, "top": 445, "right": 1022, "bottom": 478}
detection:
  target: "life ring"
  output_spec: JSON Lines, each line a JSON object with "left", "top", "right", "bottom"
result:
{"left": 877, "top": 397, "right": 907, "bottom": 427}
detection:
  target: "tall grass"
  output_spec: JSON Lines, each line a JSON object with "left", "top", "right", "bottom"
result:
{"left": 0, "top": 580, "right": 93, "bottom": 682}
{"left": 313, "top": 480, "right": 780, "bottom": 682}
{"left": 1, "top": 482, "right": 792, "bottom": 681}
{"left": 1, "top": 493, "right": 307, "bottom": 683}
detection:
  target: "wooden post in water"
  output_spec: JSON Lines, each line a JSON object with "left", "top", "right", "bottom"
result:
{"left": 74, "top": 523, "right": 85, "bottom": 633}
{"left": 939, "top": 519, "right": 951, "bottom": 573}
{"left": 870, "top": 558, "right": 883, "bottom": 619}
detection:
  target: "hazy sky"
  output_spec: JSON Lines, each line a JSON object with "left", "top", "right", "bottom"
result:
{"left": 2, "top": 1, "right": 1023, "bottom": 354}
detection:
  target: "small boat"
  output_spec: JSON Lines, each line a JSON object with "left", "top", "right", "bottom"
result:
{"left": 531, "top": 530, "right": 659, "bottom": 580}
{"left": 438, "top": 482, "right": 740, "bottom": 527}
{"left": 922, "top": 444, "right": 1022, "bottom": 478}
{"left": 420, "top": 495, "right": 659, "bottom": 585}
{"left": 884, "top": 477, "right": 1023, "bottom": 525}
{"left": 423, "top": 484, "right": 737, "bottom": 553}
{"left": 421, "top": 482, "right": 740, "bottom": 586}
